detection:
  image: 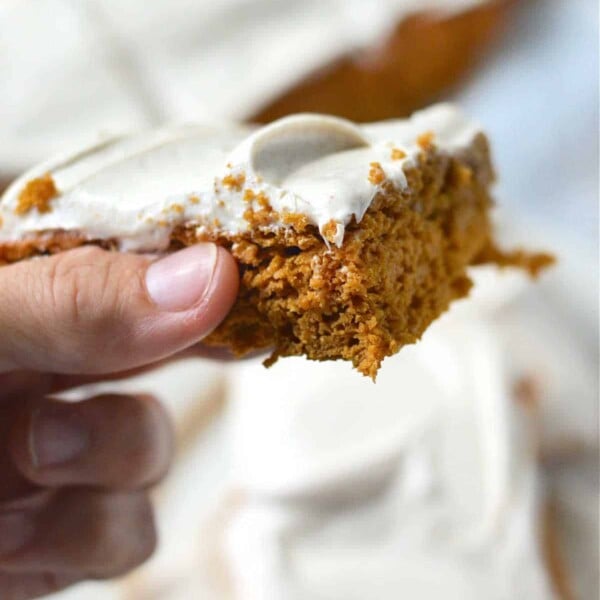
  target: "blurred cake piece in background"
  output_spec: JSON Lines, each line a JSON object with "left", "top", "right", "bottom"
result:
{"left": 0, "top": 0, "right": 514, "bottom": 179}
{"left": 253, "top": 0, "right": 514, "bottom": 123}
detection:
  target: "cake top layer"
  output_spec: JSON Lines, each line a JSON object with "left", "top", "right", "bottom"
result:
{"left": 0, "top": 104, "right": 483, "bottom": 251}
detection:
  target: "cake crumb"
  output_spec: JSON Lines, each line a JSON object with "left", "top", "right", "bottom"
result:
{"left": 322, "top": 219, "right": 340, "bottom": 244}
{"left": 15, "top": 174, "right": 58, "bottom": 215}
{"left": 475, "top": 243, "right": 555, "bottom": 279}
{"left": 169, "top": 203, "right": 185, "bottom": 214}
{"left": 281, "top": 211, "right": 310, "bottom": 230}
{"left": 391, "top": 148, "right": 407, "bottom": 160}
{"left": 368, "top": 162, "right": 386, "bottom": 185}
{"left": 189, "top": 195, "right": 200, "bottom": 205}
{"left": 242, "top": 189, "right": 273, "bottom": 227}
{"left": 243, "top": 189, "right": 271, "bottom": 210}
{"left": 222, "top": 172, "right": 246, "bottom": 191}
{"left": 417, "top": 131, "right": 435, "bottom": 150}
{"left": 243, "top": 204, "right": 274, "bottom": 227}
{"left": 256, "top": 192, "right": 271, "bottom": 210}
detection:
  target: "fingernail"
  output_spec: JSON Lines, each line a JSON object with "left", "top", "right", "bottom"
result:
{"left": 0, "top": 512, "right": 35, "bottom": 556}
{"left": 30, "top": 408, "right": 90, "bottom": 469}
{"left": 145, "top": 244, "right": 219, "bottom": 312}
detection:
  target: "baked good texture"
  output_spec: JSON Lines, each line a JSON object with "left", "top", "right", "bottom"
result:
{"left": 0, "top": 105, "right": 551, "bottom": 377}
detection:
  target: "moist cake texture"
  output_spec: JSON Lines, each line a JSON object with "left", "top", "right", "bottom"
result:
{"left": 0, "top": 105, "right": 552, "bottom": 377}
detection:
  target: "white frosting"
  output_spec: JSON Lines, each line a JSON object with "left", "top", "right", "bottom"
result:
{"left": 221, "top": 271, "right": 554, "bottom": 599}
{"left": 0, "top": 104, "right": 481, "bottom": 250}
{"left": 0, "top": 0, "right": 487, "bottom": 173}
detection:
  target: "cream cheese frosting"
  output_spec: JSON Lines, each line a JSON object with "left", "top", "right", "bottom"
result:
{"left": 0, "top": 104, "right": 481, "bottom": 251}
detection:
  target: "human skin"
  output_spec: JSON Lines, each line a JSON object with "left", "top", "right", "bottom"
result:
{"left": 0, "top": 243, "right": 239, "bottom": 599}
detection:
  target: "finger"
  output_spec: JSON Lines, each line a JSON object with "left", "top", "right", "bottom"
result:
{"left": 0, "top": 488, "right": 156, "bottom": 578}
{"left": 0, "top": 373, "right": 53, "bottom": 402}
{"left": 0, "top": 344, "right": 249, "bottom": 402}
{"left": 0, "top": 244, "right": 239, "bottom": 375}
{"left": 0, "top": 572, "right": 79, "bottom": 600}
{"left": 9, "top": 394, "right": 173, "bottom": 489}
{"left": 0, "top": 394, "right": 48, "bottom": 505}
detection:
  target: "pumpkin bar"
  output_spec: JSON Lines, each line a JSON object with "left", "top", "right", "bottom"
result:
{"left": 0, "top": 105, "right": 552, "bottom": 377}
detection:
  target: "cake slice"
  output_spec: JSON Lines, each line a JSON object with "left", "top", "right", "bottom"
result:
{"left": 0, "top": 105, "right": 551, "bottom": 377}
{"left": 252, "top": 0, "right": 512, "bottom": 124}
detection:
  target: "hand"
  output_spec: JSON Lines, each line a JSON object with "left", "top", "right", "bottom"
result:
{"left": 0, "top": 243, "right": 239, "bottom": 599}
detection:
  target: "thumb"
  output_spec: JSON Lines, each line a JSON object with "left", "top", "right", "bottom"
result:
{"left": 0, "top": 244, "right": 238, "bottom": 374}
